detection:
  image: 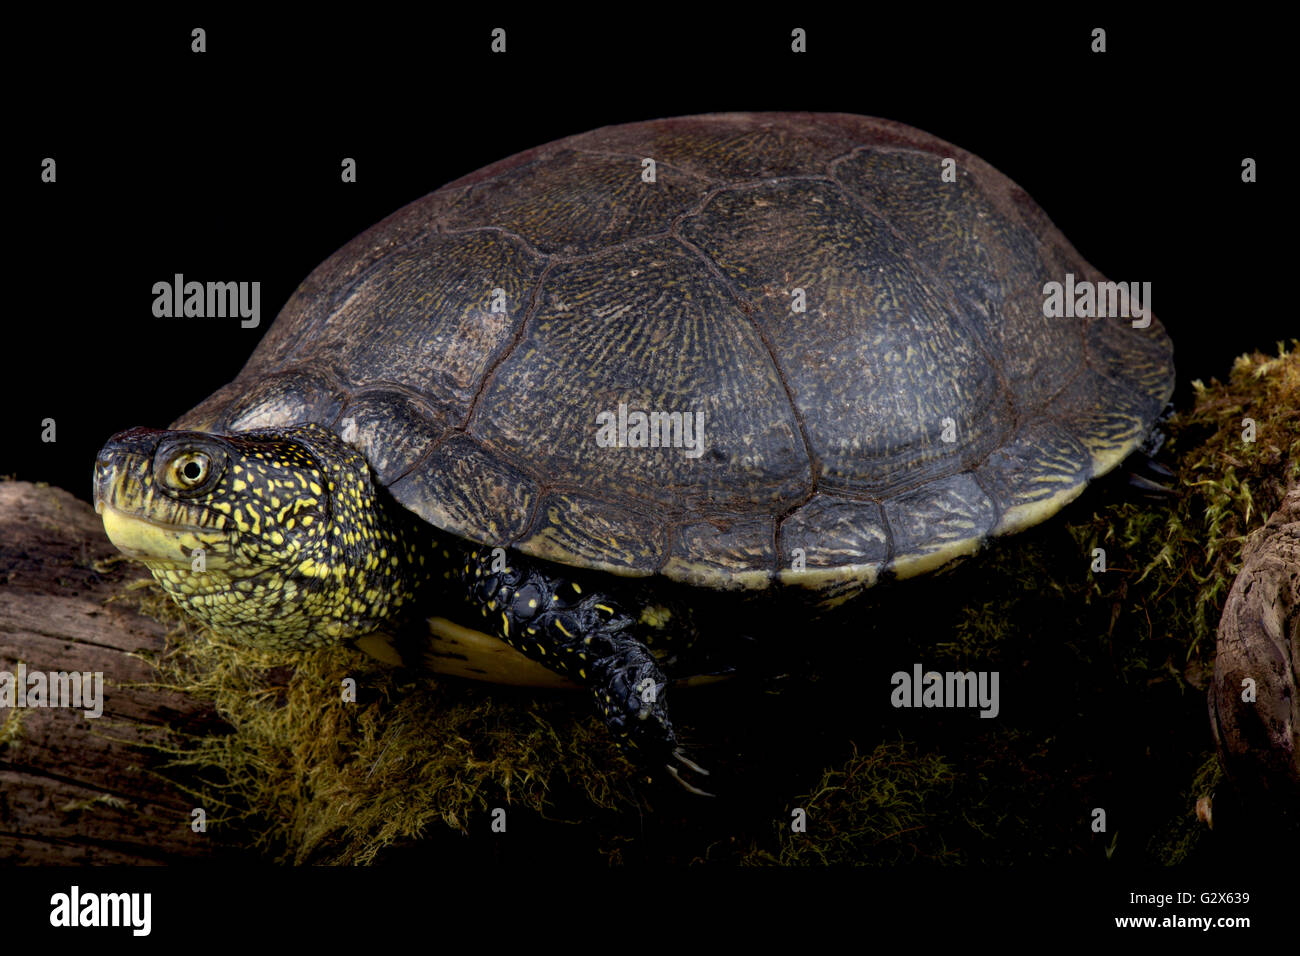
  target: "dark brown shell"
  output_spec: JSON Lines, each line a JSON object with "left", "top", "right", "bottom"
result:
{"left": 176, "top": 112, "right": 1174, "bottom": 596}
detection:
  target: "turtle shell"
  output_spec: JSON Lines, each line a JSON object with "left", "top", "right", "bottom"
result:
{"left": 176, "top": 112, "right": 1174, "bottom": 600}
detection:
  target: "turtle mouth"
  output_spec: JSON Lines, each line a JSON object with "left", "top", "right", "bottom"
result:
{"left": 92, "top": 461, "right": 115, "bottom": 517}
{"left": 98, "top": 502, "right": 220, "bottom": 565}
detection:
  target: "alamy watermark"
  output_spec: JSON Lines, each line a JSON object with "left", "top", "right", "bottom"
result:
{"left": 49, "top": 886, "right": 150, "bottom": 936}
{"left": 0, "top": 664, "right": 103, "bottom": 718}
{"left": 594, "top": 403, "right": 705, "bottom": 459}
{"left": 1042, "top": 273, "right": 1151, "bottom": 329}
{"left": 152, "top": 273, "right": 260, "bottom": 328}
{"left": 890, "top": 663, "right": 1000, "bottom": 718}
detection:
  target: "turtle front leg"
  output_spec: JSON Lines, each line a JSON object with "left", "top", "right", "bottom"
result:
{"left": 455, "top": 545, "right": 710, "bottom": 793}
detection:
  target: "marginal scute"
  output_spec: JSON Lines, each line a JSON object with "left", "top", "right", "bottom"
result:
{"left": 1047, "top": 367, "right": 1160, "bottom": 477}
{"left": 778, "top": 563, "right": 881, "bottom": 610}
{"left": 1083, "top": 309, "right": 1176, "bottom": 420}
{"left": 334, "top": 391, "right": 445, "bottom": 486}
{"left": 207, "top": 368, "right": 346, "bottom": 434}
{"left": 662, "top": 514, "right": 777, "bottom": 589}
{"left": 882, "top": 473, "right": 997, "bottom": 579}
{"left": 172, "top": 381, "right": 251, "bottom": 432}
{"left": 778, "top": 495, "right": 890, "bottom": 569}
{"left": 389, "top": 434, "right": 536, "bottom": 546}
{"left": 516, "top": 492, "right": 665, "bottom": 576}
{"left": 974, "top": 421, "right": 1093, "bottom": 535}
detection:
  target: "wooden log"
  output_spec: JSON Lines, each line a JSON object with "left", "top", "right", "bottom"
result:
{"left": 1209, "top": 483, "right": 1300, "bottom": 805}
{"left": 0, "top": 481, "right": 232, "bottom": 863}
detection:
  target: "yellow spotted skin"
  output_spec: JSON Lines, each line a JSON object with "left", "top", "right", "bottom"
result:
{"left": 93, "top": 423, "right": 431, "bottom": 650}
{"left": 457, "top": 548, "right": 676, "bottom": 755}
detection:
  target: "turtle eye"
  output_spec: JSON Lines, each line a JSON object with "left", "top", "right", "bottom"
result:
{"left": 175, "top": 454, "right": 209, "bottom": 486}
{"left": 156, "top": 444, "right": 226, "bottom": 497}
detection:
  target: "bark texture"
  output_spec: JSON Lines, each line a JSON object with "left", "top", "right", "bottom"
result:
{"left": 1210, "top": 484, "right": 1300, "bottom": 802}
{"left": 0, "top": 481, "right": 229, "bottom": 863}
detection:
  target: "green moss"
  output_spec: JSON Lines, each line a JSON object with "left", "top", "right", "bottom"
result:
{"left": 760, "top": 740, "right": 960, "bottom": 865}
{"left": 58, "top": 793, "right": 129, "bottom": 815}
{"left": 119, "top": 588, "right": 638, "bottom": 863}
{"left": 729, "top": 730, "right": 1087, "bottom": 866}
{"left": 0, "top": 706, "right": 24, "bottom": 753}
{"left": 1146, "top": 752, "right": 1223, "bottom": 865}
{"left": 1108, "top": 342, "right": 1296, "bottom": 666}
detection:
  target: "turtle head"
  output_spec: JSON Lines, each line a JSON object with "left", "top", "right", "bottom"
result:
{"left": 93, "top": 421, "right": 425, "bottom": 650}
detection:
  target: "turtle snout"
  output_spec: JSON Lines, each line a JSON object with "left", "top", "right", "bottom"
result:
{"left": 93, "top": 427, "right": 164, "bottom": 513}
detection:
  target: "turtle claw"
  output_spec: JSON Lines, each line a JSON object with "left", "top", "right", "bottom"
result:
{"left": 1127, "top": 471, "right": 1176, "bottom": 498}
{"left": 1141, "top": 458, "right": 1175, "bottom": 481}
{"left": 666, "top": 762, "right": 716, "bottom": 797}
{"left": 672, "top": 747, "right": 711, "bottom": 776}
{"left": 1126, "top": 448, "right": 1177, "bottom": 498}
{"left": 665, "top": 747, "right": 714, "bottom": 796}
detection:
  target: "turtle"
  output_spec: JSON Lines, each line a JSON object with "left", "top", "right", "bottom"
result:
{"left": 93, "top": 112, "right": 1174, "bottom": 791}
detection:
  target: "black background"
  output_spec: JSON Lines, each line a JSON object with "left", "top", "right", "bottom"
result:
{"left": 4, "top": 7, "right": 1289, "bottom": 934}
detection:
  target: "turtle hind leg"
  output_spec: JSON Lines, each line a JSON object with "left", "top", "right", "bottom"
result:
{"left": 1126, "top": 406, "right": 1178, "bottom": 498}
{"left": 586, "top": 632, "right": 713, "bottom": 796}
{"left": 455, "top": 545, "right": 712, "bottom": 794}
